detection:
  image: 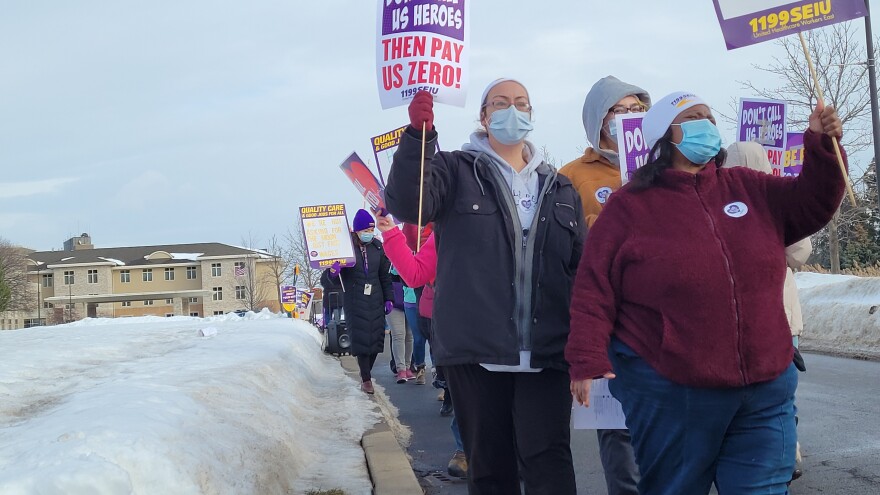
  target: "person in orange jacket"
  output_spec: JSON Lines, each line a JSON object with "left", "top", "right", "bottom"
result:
{"left": 560, "top": 76, "right": 651, "bottom": 495}
{"left": 560, "top": 76, "right": 650, "bottom": 229}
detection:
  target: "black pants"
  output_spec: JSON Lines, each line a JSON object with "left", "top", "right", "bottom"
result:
{"left": 356, "top": 353, "right": 378, "bottom": 382}
{"left": 444, "top": 364, "right": 576, "bottom": 495}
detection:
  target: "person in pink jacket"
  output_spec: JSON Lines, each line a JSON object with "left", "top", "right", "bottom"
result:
{"left": 376, "top": 210, "right": 468, "bottom": 479}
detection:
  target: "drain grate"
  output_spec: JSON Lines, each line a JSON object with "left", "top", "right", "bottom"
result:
{"left": 423, "top": 470, "right": 466, "bottom": 487}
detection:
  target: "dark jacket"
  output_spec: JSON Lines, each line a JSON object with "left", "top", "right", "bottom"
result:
{"left": 385, "top": 127, "right": 585, "bottom": 371}
{"left": 565, "top": 130, "right": 846, "bottom": 387}
{"left": 321, "top": 235, "right": 393, "bottom": 356}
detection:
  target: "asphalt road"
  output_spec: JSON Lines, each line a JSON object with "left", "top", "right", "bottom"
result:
{"left": 371, "top": 344, "right": 880, "bottom": 494}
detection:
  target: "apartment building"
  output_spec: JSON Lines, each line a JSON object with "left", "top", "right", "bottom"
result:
{"left": 0, "top": 234, "right": 283, "bottom": 330}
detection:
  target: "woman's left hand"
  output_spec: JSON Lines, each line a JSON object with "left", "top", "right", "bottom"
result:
{"left": 808, "top": 103, "right": 843, "bottom": 138}
{"left": 571, "top": 372, "right": 616, "bottom": 407}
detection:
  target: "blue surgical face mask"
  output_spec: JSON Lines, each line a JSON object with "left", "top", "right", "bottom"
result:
{"left": 358, "top": 232, "right": 374, "bottom": 243}
{"left": 605, "top": 119, "right": 618, "bottom": 139}
{"left": 487, "top": 106, "right": 534, "bottom": 145}
{"left": 671, "top": 119, "right": 723, "bottom": 165}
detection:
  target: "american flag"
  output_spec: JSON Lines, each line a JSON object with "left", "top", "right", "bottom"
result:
{"left": 234, "top": 265, "right": 246, "bottom": 277}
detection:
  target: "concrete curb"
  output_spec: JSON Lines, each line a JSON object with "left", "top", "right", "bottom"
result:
{"left": 339, "top": 355, "right": 423, "bottom": 494}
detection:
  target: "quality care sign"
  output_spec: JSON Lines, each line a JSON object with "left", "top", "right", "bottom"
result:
{"left": 377, "top": 0, "right": 469, "bottom": 109}
{"left": 713, "top": 0, "right": 867, "bottom": 50}
{"left": 300, "top": 204, "right": 356, "bottom": 270}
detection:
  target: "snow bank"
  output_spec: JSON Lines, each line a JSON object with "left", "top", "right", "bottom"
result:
{"left": 796, "top": 272, "right": 880, "bottom": 359}
{"left": 0, "top": 314, "right": 380, "bottom": 495}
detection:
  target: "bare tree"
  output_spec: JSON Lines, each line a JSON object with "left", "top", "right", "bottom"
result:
{"left": 286, "top": 223, "right": 323, "bottom": 290}
{"left": 235, "top": 234, "right": 275, "bottom": 312}
{"left": 0, "top": 238, "right": 34, "bottom": 313}
{"left": 262, "top": 234, "right": 292, "bottom": 310}
{"left": 736, "top": 23, "right": 876, "bottom": 152}
{"left": 234, "top": 257, "right": 273, "bottom": 312}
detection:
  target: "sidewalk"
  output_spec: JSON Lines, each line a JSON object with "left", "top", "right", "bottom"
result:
{"left": 339, "top": 355, "right": 424, "bottom": 495}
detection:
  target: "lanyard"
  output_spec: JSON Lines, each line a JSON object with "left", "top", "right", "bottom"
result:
{"left": 360, "top": 245, "right": 369, "bottom": 275}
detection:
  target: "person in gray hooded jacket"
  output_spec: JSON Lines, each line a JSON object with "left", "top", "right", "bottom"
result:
{"left": 560, "top": 75, "right": 650, "bottom": 495}
{"left": 386, "top": 79, "right": 585, "bottom": 494}
{"left": 560, "top": 76, "right": 650, "bottom": 229}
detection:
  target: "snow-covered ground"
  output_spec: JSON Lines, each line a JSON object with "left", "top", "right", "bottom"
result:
{"left": 0, "top": 311, "right": 380, "bottom": 495}
{"left": 796, "top": 272, "right": 880, "bottom": 359}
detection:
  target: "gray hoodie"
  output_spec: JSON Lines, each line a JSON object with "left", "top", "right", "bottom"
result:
{"left": 462, "top": 132, "right": 544, "bottom": 230}
{"left": 582, "top": 76, "right": 651, "bottom": 165}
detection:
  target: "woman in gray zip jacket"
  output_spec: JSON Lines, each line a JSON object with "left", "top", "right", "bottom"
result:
{"left": 385, "top": 79, "right": 585, "bottom": 495}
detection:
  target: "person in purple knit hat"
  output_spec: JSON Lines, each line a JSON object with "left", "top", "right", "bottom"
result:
{"left": 321, "top": 209, "right": 394, "bottom": 394}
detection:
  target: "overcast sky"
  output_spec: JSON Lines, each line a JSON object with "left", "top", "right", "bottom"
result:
{"left": 2, "top": 1, "right": 878, "bottom": 251}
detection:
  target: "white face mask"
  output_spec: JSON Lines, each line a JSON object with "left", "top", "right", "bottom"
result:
{"left": 487, "top": 107, "right": 534, "bottom": 145}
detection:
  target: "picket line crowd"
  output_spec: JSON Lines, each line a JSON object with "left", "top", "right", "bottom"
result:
{"left": 321, "top": 76, "right": 846, "bottom": 495}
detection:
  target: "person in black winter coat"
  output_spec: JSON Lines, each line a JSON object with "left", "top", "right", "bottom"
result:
{"left": 321, "top": 209, "right": 394, "bottom": 394}
{"left": 385, "top": 80, "right": 585, "bottom": 495}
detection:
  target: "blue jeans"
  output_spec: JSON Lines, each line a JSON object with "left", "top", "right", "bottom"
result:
{"left": 404, "top": 306, "right": 426, "bottom": 367}
{"left": 451, "top": 415, "right": 464, "bottom": 452}
{"left": 608, "top": 338, "right": 797, "bottom": 495}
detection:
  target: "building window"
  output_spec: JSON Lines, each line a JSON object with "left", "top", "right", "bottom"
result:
{"left": 213, "top": 311, "right": 224, "bottom": 315}
{"left": 65, "top": 303, "right": 74, "bottom": 310}
{"left": 143, "top": 269, "right": 153, "bottom": 282}
{"left": 88, "top": 269, "right": 98, "bottom": 284}
{"left": 165, "top": 267, "right": 174, "bottom": 281}
{"left": 235, "top": 285, "right": 245, "bottom": 300}
{"left": 165, "top": 313, "right": 174, "bottom": 317}
{"left": 144, "top": 300, "right": 154, "bottom": 306}
{"left": 188, "top": 297, "right": 198, "bottom": 303}
{"left": 187, "top": 266, "right": 197, "bottom": 279}
{"left": 42, "top": 274, "right": 53, "bottom": 287}
{"left": 64, "top": 271, "right": 74, "bottom": 285}
{"left": 165, "top": 298, "right": 173, "bottom": 304}
{"left": 122, "top": 301, "right": 131, "bottom": 307}
{"left": 211, "top": 263, "right": 222, "bottom": 277}
{"left": 212, "top": 287, "right": 223, "bottom": 301}
{"left": 120, "top": 270, "right": 130, "bottom": 283}
{"left": 190, "top": 312, "right": 200, "bottom": 317}
{"left": 43, "top": 302, "right": 54, "bottom": 309}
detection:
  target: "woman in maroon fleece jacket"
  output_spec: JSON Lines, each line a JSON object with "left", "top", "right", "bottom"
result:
{"left": 565, "top": 91, "right": 845, "bottom": 495}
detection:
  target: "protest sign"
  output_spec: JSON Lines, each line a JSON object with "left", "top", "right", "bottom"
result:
{"left": 340, "top": 152, "right": 386, "bottom": 211}
{"left": 712, "top": 0, "right": 867, "bottom": 50}
{"left": 614, "top": 112, "right": 649, "bottom": 185}
{"left": 377, "top": 0, "right": 469, "bottom": 109}
{"left": 784, "top": 132, "right": 805, "bottom": 177}
{"left": 572, "top": 379, "right": 628, "bottom": 430}
{"left": 297, "top": 291, "right": 314, "bottom": 319}
{"left": 738, "top": 98, "right": 788, "bottom": 176}
{"left": 371, "top": 125, "right": 407, "bottom": 186}
{"left": 300, "top": 204, "right": 356, "bottom": 269}
{"left": 280, "top": 285, "right": 297, "bottom": 313}
{"left": 371, "top": 125, "right": 441, "bottom": 185}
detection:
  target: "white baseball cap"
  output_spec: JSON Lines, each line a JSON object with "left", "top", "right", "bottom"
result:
{"left": 642, "top": 91, "right": 709, "bottom": 149}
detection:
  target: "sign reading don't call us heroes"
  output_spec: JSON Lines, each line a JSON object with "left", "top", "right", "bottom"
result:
{"left": 300, "top": 204, "right": 356, "bottom": 270}
{"left": 712, "top": 0, "right": 867, "bottom": 50}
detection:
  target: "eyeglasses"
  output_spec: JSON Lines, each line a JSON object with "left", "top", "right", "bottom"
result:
{"left": 484, "top": 98, "right": 533, "bottom": 112}
{"left": 609, "top": 103, "right": 647, "bottom": 115}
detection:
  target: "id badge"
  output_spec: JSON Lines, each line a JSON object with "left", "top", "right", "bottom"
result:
{"left": 363, "top": 283, "right": 373, "bottom": 296}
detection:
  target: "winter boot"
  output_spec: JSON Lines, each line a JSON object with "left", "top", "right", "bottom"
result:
{"left": 447, "top": 450, "right": 468, "bottom": 478}
{"left": 415, "top": 366, "right": 426, "bottom": 385}
{"left": 361, "top": 380, "right": 375, "bottom": 394}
